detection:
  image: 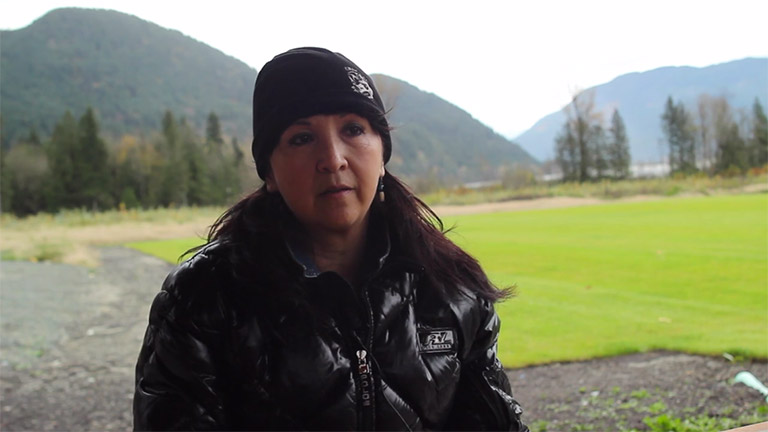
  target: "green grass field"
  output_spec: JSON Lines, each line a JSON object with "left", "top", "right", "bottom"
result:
{"left": 127, "top": 237, "right": 205, "bottom": 264}
{"left": 127, "top": 194, "right": 768, "bottom": 367}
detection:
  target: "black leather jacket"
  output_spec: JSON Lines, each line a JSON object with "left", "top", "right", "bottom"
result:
{"left": 133, "top": 236, "right": 527, "bottom": 431}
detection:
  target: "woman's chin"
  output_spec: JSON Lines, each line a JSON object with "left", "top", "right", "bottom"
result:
{"left": 309, "top": 212, "right": 369, "bottom": 236}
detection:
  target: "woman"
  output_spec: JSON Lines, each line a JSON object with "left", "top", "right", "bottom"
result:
{"left": 134, "top": 47, "right": 527, "bottom": 431}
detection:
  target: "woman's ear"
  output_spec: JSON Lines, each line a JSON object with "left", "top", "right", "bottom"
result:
{"left": 379, "top": 164, "right": 385, "bottom": 177}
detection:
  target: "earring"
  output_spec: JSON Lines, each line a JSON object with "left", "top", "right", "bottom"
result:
{"left": 377, "top": 177, "right": 385, "bottom": 202}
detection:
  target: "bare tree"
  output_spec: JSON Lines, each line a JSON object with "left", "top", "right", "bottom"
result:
{"left": 555, "top": 90, "right": 604, "bottom": 182}
{"left": 696, "top": 94, "right": 716, "bottom": 172}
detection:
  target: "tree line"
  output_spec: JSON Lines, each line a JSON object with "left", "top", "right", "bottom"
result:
{"left": 554, "top": 91, "right": 631, "bottom": 182}
{"left": 554, "top": 90, "right": 767, "bottom": 182}
{"left": 1, "top": 108, "right": 254, "bottom": 216}
{"left": 661, "top": 95, "right": 767, "bottom": 175}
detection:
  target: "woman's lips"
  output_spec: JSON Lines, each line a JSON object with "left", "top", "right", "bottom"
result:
{"left": 320, "top": 185, "right": 353, "bottom": 196}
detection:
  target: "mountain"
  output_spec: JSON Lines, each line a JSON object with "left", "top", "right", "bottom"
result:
{"left": 514, "top": 58, "right": 768, "bottom": 162}
{"left": 0, "top": 8, "right": 534, "bottom": 183}
{"left": 0, "top": 8, "right": 256, "bottom": 143}
{"left": 375, "top": 75, "right": 535, "bottom": 181}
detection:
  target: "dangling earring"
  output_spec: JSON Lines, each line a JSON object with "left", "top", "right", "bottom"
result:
{"left": 377, "top": 177, "right": 385, "bottom": 202}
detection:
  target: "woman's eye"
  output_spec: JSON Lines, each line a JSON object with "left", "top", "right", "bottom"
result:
{"left": 344, "top": 123, "right": 365, "bottom": 136}
{"left": 288, "top": 132, "right": 313, "bottom": 146}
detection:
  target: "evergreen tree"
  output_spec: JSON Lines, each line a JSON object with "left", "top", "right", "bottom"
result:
{"left": 181, "top": 121, "right": 212, "bottom": 205}
{"left": 0, "top": 147, "right": 11, "bottom": 212}
{"left": 591, "top": 125, "right": 608, "bottom": 179}
{"left": 607, "top": 109, "right": 631, "bottom": 179}
{"left": 231, "top": 136, "right": 244, "bottom": 165}
{"left": 47, "top": 111, "right": 80, "bottom": 208}
{"left": 714, "top": 122, "right": 748, "bottom": 174}
{"left": 206, "top": 111, "right": 224, "bottom": 149}
{"left": 748, "top": 98, "right": 768, "bottom": 167}
{"left": 661, "top": 96, "right": 696, "bottom": 174}
{"left": 77, "top": 107, "right": 113, "bottom": 209}
{"left": 27, "top": 128, "right": 41, "bottom": 147}
{"left": 204, "top": 111, "right": 241, "bottom": 204}
{"left": 157, "top": 111, "right": 189, "bottom": 206}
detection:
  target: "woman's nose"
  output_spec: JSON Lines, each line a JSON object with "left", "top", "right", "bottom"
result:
{"left": 316, "top": 133, "right": 348, "bottom": 173}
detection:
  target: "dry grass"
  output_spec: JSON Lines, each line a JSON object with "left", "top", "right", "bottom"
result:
{"left": 0, "top": 207, "right": 222, "bottom": 267}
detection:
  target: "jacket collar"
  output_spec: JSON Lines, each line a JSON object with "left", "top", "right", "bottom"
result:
{"left": 284, "top": 211, "right": 391, "bottom": 280}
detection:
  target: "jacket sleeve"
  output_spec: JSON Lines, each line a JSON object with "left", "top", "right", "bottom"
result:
{"left": 447, "top": 298, "right": 528, "bottom": 431}
{"left": 133, "top": 261, "right": 231, "bottom": 431}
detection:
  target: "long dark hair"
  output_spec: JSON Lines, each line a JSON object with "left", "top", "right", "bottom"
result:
{"left": 201, "top": 112, "right": 510, "bottom": 303}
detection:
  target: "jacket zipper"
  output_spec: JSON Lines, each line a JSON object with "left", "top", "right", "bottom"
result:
{"left": 356, "top": 283, "right": 376, "bottom": 430}
{"left": 356, "top": 349, "right": 375, "bottom": 429}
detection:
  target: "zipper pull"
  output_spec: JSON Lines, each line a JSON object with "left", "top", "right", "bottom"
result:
{"left": 356, "top": 349, "right": 370, "bottom": 374}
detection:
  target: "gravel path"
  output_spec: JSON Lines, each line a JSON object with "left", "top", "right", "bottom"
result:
{"left": 1, "top": 247, "right": 765, "bottom": 431}
{"left": 1, "top": 247, "right": 172, "bottom": 431}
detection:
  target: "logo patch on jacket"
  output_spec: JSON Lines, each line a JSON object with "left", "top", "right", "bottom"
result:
{"left": 418, "top": 328, "right": 456, "bottom": 353}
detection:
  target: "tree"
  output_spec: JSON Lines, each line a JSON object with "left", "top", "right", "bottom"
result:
{"left": 715, "top": 123, "right": 747, "bottom": 174}
{"left": 113, "top": 134, "right": 157, "bottom": 208}
{"left": 591, "top": 125, "right": 608, "bottom": 179}
{"left": 0, "top": 147, "right": 12, "bottom": 212}
{"left": 1, "top": 127, "right": 42, "bottom": 213}
{"left": 77, "top": 107, "right": 113, "bottom": 209}
{"left": 555, "top": 124, "right": 578, "bottom": 181}
{"left": 47, "top": 111, "right": 80, "bottom": 208}
{"left": 708, "top": 98, "right": 748, "bottom": 174}
{"left": 661, "top": 96, "right": 696, "bottom": 174}
{"left": 4, "top": 143, "right": 51, "bottom": 215}
{"left": 696, "top": 94, "right": 716, "bottom": 172}
{"left": 554, "top": 90, "right": 603, "bottom": 182}
{"left": 606, "top": 109, "right": 631, "bottom": 179}
{"left": 206, "top": 111, "right": 224, "bottom": 150}
{"left": 156, "top": 111, "right": 189, "bottom": 206}
{"left": 181, "top": 121, "right": 212, "bottom": 205}
{"left": 748, "top": 98, "right": 768, "bottom": 167}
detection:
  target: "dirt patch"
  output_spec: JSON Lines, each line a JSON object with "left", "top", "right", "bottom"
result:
{"left": 1, "top": 247, "right": 766, "bottom": 431}
{"left": 511, "top": 352, "right": 767, "bottom": 431}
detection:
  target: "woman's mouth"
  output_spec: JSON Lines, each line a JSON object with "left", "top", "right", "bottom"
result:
{"left": 320, "top": 185, "right": 353, "bottom": 197}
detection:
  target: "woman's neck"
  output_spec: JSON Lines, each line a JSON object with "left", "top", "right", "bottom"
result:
{"left": 309, "top": 221, "right": 368, "bottom": 287}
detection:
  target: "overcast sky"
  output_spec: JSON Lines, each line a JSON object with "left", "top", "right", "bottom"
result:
{"left": 2, "top": 0, "right": 766, "bottom": 139}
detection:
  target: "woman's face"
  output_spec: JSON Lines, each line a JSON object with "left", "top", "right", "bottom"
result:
{"left": 266, "top": 113, "right": 385, "bottom": 237}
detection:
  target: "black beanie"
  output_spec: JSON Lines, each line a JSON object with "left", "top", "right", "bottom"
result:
{"left": 251, "top": 47, "right": 390, "bottom": 179}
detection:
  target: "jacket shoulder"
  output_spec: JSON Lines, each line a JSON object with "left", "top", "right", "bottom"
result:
{"left": 150, "top": 241, "right": 235, "bottom": 329}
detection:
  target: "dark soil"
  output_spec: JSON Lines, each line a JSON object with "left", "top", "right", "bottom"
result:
{"left": 1, "top": 247, "right": 765, "bottom": 431}
{"left": 511, "top": 353, "right": 767, "bottom": 431}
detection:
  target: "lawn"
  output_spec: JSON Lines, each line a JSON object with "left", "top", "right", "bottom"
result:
{"left": 126, "top": 194, "right": 768, "bottom": 367}
{"left": 127, "top": 237, "right": 205, "bottom": 264}
{"left": 444, "top": 193, "right": 768, "bottom": 366}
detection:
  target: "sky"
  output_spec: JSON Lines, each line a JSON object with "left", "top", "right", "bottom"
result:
{"left": 1, "top": 0, "right": 766, "bottom": 139}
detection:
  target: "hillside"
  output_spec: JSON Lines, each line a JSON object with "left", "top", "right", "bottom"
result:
{"left": 514, "top": 58, "right": 768, "bottom": 162}
{"left": 0, "top": 8, "right": 534, "bottom": 183}
{"left": 375, "top": 75, "right": 535, "bottom": 181}
{"left": 0, "top": 8, "right": 256, "bottom": 143}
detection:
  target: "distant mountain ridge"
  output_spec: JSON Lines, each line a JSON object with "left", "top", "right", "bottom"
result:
{"left": 0, "top": 7, "right": 533, "bottom": 183}
{"left": 375, "top": 75, "right": 535, "bottom": 180}
{"left": 514, "top": 58, "right": 768, "bottom": 162}
{"left": 0, "top": 8, "right": 256, "bottom": 142}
